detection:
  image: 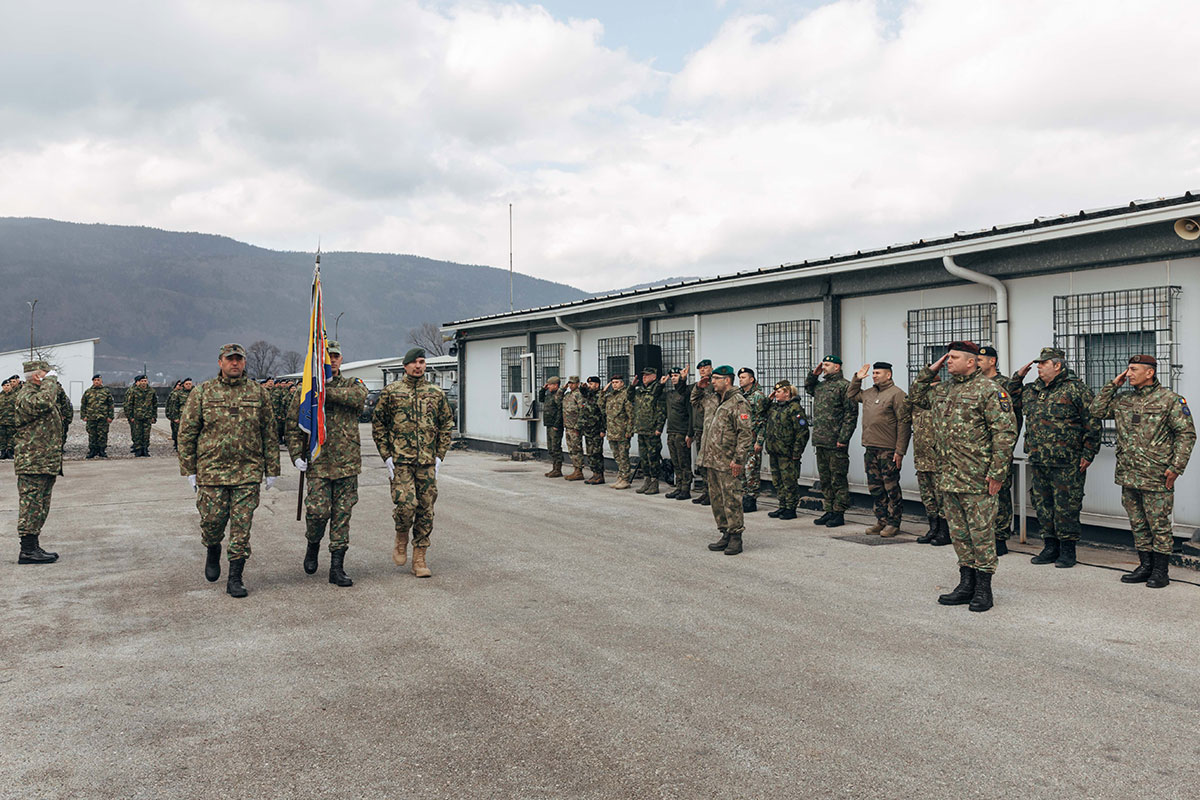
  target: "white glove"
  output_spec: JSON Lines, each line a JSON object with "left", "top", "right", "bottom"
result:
{"left": 385, "top": 457, "right": 395, "bottom": 480}
{"left": 187, "top": 475, "right": 197, "bottom": 492}
{"left": 265, "top": 476, "right": 277, "bottom": 490}
{"left": 294, "top": 458, "right": 307, "bottom": 472}
{"left": 435, "top": 456, "right": 442, "bottom": 477}
{"left": 45, "top": 370, "right": 59, "bottom": 379}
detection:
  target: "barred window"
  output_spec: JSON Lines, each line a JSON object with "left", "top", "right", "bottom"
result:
{"left": 906, "top": 303, "right": 997, "bottom": 385}
{"left": 756, "top": 320, "right": 820, "bottom": 412}
{"left": 500, "top": 345, "right": 528, "bottom": 406}
{"left": 536, "top": 343, "right": 564, "bottom": 387}
{"left": 651, "top": 330, "right": 694, "bottom": 373}
{"left": 597, "top": 336, "right": 635, "bottom": 384}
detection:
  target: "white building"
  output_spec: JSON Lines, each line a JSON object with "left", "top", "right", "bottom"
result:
{"left": 0, "top": 338, "right": 98, "bottom": 408}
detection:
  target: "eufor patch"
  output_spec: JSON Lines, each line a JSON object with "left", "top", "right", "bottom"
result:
{"left": 1182, "top": 398, "right": 1191, "bottom": 417}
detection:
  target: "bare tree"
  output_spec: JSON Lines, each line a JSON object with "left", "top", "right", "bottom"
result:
{"left": 245, "top": 340, "right": 281, "bottom": 379}
{"left": 280, "top": 350, "right": 303, "bottom": 373}
{"left": 407, "top": 322, "right": 448, "bottom": 356}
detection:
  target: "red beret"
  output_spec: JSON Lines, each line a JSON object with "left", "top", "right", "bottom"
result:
{"left": 1128, "top": 354, "right": 1158, "bottom": 367}
{"left": 947, "top": 340, "right": 981, "bottom": 355}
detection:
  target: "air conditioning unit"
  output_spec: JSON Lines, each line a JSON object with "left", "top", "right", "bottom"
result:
{"left": 508, "top": 392, "right": 536, "bottom": 420}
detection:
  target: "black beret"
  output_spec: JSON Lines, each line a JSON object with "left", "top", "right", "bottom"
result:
{"left": 92, "top": 373, "right": 101, "bottom": 380}
{"left": 737, "top": 367, "right": 755, "bottom": 378}
{"left": 587, "top": 375, "right": 601, "bottom": 383}
{"left": 610, "top": 373, "right": 625, "bottom": 381}
{"left": 696, "top": 359, "right": 712, "bottom": 368}
{"left": 978, "top": 345, "right": 998, "bottom": 359}
{"left": 872, "top": 362, "right": 893, "bottom": 370}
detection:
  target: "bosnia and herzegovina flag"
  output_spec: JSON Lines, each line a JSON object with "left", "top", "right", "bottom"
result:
{"left": 298, "top": 253, "right": 332, "bottom": 461}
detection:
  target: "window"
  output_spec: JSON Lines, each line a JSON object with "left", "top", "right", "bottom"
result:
{"left": 597, "top": 336, "right": 635, "bottom": 383}
{"left": 756, "top": 320, "right": 820, "bottom": 412}
{"left": 906, "top": 303, "right": 997, "bottom": 385}
{"left": 500, "top": 345, "right": 528, "bottom": 406}
{"left": 651, "top": 330, "right": 694, "bottom": 373}
{"left": 536, "top": 343, "right": 564, "bottom": 387}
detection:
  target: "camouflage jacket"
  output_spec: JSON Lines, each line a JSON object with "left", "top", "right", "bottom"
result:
{"left": 981, "top": 371, "right": 1021, "bottom": 435}
{"left": 80, "top": 386, "right": 115, "bottom": 421}
{"left": 56, "top": 384, "right": 74, "bottom": 429}
{"left": 1091, "top": 379, "right": 1196, "bottom": 491}
{"left": 178, "top": 375, "right": 280, "bottom": 485}
{"left": 165, "top": 388, "right": 191, "bottom": 422}
{"left": 665, "top": 379, "right": 694, "bottom": 436}
{"left": 124, "top": 385, "right": 158, "bottom": 421}
{"left": 632, "top": 380, "right": 666, "bottom": 435}
{"left": 372, "top": 374, "right": 454, "bottom": 466}
{"left": 764, "top": 395, "right": 810, "bottom": 460}
{"left": 848, "top": 377, "right": 911, "bottom": 454}
{"left": 1008, "top": 369, "right": 1099, "bottom": 466}
{"left": 600, "top": 385, "right": 634, "bottom": 441}
{"left": 12, "top": 377, "right": 64, "bottom": 475}
{"left": 700, "top": 388, "right": 753, "bottom": 473}
{"left": 910, "top": 367, "right": 1017, "bottom": 494}
{"left": 538, "top": 386, "right": 564, "bottom": 429}
{"left": 579, "top": 386, "right": 604, "bottom": 434}
{"left": 272, "top": 388, "right": 292, "bottom": 426}
{"left": 906, "top": 400, "right": 938, "bottom": 472}
{"left": 287, "top": 374, "right": 368, "bottom": 479}
{"left": 690, "top": 380, "right": 720, "bottom": 466}
{"left": 0, "top": 389, "right": 15, "bottom": 426}
{"left": 803, "top": 372, "right": 858, "bottom": 448}
{"left": 740, "top": 381, "right": 767, "bottom": 447}
{"left": 561, "top": 387, "right": 587, "bottom": 430}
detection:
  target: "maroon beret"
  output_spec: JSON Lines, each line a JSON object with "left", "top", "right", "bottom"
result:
{"left": 1128, "top": 354, "right": 1158, "bottom": 367}
{"left": 947, "top": 340, "right": 981, "bottom": 355}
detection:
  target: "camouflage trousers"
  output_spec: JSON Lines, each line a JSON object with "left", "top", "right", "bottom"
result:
{"left": 583, "top": 429, "right": 604, "bottom": 473}
{"left": 277, "top": 418, "right": 287, "bottom": 444}
{"left": 170, "top": 420, "right": 179, "bottom": 448}
{"left": 1121, "top": 487, "right": 1175, "bottom": 555}
{"left": 943, "top": 491, "right": 999, "bottom": 574}
{"left": 742, "top": 447, "right": 762, "bottom": 498}
{"left": 667, "top": 433, "right": 692, "bottom": 489}
{"left": 708, "top": 469, "right": 745, "bottom": 536}
{"left": 995, "top": 465, "right": 1014, "bottom": 540}
{"left": 86, "top": 419, "right": 110, "bottom": 451}
{"left": 1030, "top": 463, "right": 1085, "bottom": 542}
{"left": 61, "top": 424, "right": 69, "bottom": 448}
{"left": 197, "top": 483, "right": 261, "bottom": 561}
{"left": 565, "top": 427, "right": 584, "bottom": 470}
{"left": 916, "top": 470, "right": 942, "bottom": 519}
{"left": 305, "top": 475, "right": 359, "bottom": 552}
{"left": 0, "top": 425, "right": 12, "bottom": 453}
{"left": 17, "top": 473, "right": 56, "bottom": 536}
{"left": 636, "top": 433, "right": 662, "bottom": 478}
{"left": 864, "top": 447, "right": 902, "bottom": 525}
{"left": 545, "top": 426, "right": 563, "bottom": 468}
{"left": 768, "top": 453, "right": 800, "bottom": 512}
{"left": 391, "top": 463, "right": 438, "bottom": 548}
{"left": 609, "top": 438, "right": 631, "bottom": 481}
{"left": 815, "top": 447, "right": 850, "bottom": 512}
{"left": 128, "top": 419, "right": 153, "bottom": 451}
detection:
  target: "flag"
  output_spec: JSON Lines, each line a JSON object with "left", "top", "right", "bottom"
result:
{"left": 298, "top": 253, "right": 332, "bottom": 461}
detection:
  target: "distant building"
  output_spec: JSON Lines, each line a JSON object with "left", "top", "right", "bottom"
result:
{"left": 0, "top": 338, "right": 98, "bottom": 408}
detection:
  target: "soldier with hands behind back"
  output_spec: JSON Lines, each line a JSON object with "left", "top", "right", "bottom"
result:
{"left": 80, "top": 374, "right": 115, "bottom": 459}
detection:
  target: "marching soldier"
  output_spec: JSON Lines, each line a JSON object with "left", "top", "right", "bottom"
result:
{"left": 0, "top": 376, "right": 19, "bottom": 459}
{"left": 372, "top": 347, "right": 454, "bottom": 578}
{"left": 538, "top": 376, "right": 565, "bottom": 478}
{"left": 907, "top": 382, "right": 950, "bottom": 546}
{"left": 80, "top": 374, "right": 115, "bottom": 459}
{"left": 124, "top": 375, "right": 157, "bottom": 457}
{"left": 560, "top": 376, "right": 588, "bottom": 482}
{"left": 1091, "top": 355, "right": 1195, "bottom": 588}
{"left": 764, "top": 380, "right": 810, "bottom": 520}
{"left": 287, "top": 341, "right": 367, "bottom": 587}
{"left": 664, "top": 368, "right": 694, "bottom": 500}
{"left": 581, "top": 376, "right": 606, "bottom": 483}
{"left": 601, "top": 374, "right": 635, "bottom": 489}
{"left": 688, "top": 360, "right": 717, "bottom": 506}
{"left": 848, "top": 362, "right": 912, "bottom": 537}
{"left": 632, "top": 367, "right": 665, "bottom": 495}
{"left": 804, "top": 356, "right": 857, "bottom": 528}
{"left": 12, "top": 360, "right": 64, "bottom": 564}
{"left": 703, "top": 365, "right": 754, "bottom": 555}
{"left": 978, "top": 345, "right": 1017, "bottom": 553}
{"left": 178, "top": 344, "right": 280, "bottom": 598}
{"left": 737, "top": 367, "right": 767, "bottom": 512}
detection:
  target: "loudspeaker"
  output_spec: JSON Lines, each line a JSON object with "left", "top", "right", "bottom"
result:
{"left": 1174, "top": 218, "right": 1200, "bottom": 241}
{"left": 633, "top": 344, "right": 663, "bottom": 378}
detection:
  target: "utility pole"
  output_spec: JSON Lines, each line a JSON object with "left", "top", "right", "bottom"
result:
{"left": 335, "top": 311, "right": 344, "bottom": 340}
{"left": 509, "top": 203, "right": 514, "bottom": 313}
{"left": 26, "top": 299, "right": 37, "bottom": 360}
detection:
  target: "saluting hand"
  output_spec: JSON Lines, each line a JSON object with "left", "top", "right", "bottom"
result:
{"left": 1113, "top": 368, "right": 1130, "bottom": 387}
{"left": 929, "top": 354, "right": 949, "bottom": 372}
{"left": 1016, "top": 360, "right": 1035, "bottom": 378}
{"left": 855, "top": 364, "right": 871, "bottom": 380}
{"left": 811, "top": 365, "right": 823, "bottom": 376}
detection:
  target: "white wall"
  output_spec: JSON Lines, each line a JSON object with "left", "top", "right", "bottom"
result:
{"left": 0, "top": 339, "right": 97, "bottom": 408}
{"left": 462, "top": 335, "right": 531, "bottom": 444}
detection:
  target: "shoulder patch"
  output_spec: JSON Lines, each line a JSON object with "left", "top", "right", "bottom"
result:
{"left": 1181, "top": 398, "right": 1191, "bottom": 417}
{"left": 998, "top": 389, "right": 1012, "bottom": 413}
{"left": 797, "top": 416, "right": 807, "bottom": 425}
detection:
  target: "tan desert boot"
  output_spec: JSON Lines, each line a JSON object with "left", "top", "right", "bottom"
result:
{"left": 393, "top": 530, "right": 409, "bottom": 566}
{"left": 880, "top": 524, "right": 901, "bottom": 538}
{"left": 411, "top": 546, "right": 432, "bottom": 578}
{"left": 864, "top": 520, "right": 886, "bottom": 535}
{"left": 564, "top": 467, "right": 585, "bottom": 481}
{"left": 544, "top": 464, "right": 563, "bottom": 478}
{"left": 612, "top": 477, "right": 631, "bottom": 489}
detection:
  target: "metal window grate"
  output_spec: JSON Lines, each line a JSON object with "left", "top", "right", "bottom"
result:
{"left": 906, "top": 303, "right": 996, "bottom": 385}
{"left": 535, "top": 343, "right": 564, "bottom": 387}
{"left": 1054, "top": 286, "right": 1181, "bottom": 445}
{"left": 651, "top": 330, "right": 694, "bottom": 373}
{"left": 756, "top": 320, "right": 820, "bottom": 413}
{"left": 500, "top": 345, "right": 528, "bottom": 406}
{"left": 597, "top": 336, "right": 635, "bottom": 384}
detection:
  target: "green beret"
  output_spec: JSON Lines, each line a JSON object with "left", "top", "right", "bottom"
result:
{"left": 403, "top": 347, "right": 426, "bottom": 365}
{"left": 822, "top": 354, "right": 842, "bottom": 365}
{"left": 712, "top": 365, "right": 735, "bottom": 377}
{"left": 697, "top": 359, "right": 712, "bottom": 368}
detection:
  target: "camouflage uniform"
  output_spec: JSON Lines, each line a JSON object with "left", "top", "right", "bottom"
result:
{"left": 803, "top": 371, "right": 857, "bottom": 513}
{"left": 124, "top": 384, "right": 158, "bottom": 453}
{"left": 55, "top": 383, "right": 73, "bottom": 449}
{"left": 287, "top": 374, "right": 368, "bottom": 552}
{"left": 273, "top": 386, "right": 291, "bottom": 444}
{"left": 0, "top": 385, "right": 15, "bottom": 458}
{"left": 1009, "top": 368, "right": 1100, "bottom": 543}
{"left": 632, "top": 379, "right": 665, "bottom": 480}
{"left": 562, "top": 386, "right": 587, "bottom": 472}
{"left": 166, "top": 387, "right": 191, "bottom": 449}
{"left": 13, "top": 375, "right": 65, "bottom": 541}
{"left": 739, "top": 380, "right": 767, "bottom": 498}
{"left": 690, "top": 379, "right": 720, "bottom": 492}
{"left": 848, "top": 376, "right": 911, "bottom": 527}
{"left": 906, "top": 400, "right": 942, "bottom": 520}
{"left": 1091, "top": 379, "right": 1196, "bottom": 555}
{"left": 764, "top": 391, "right": 810, "bottom": 513}
{"left": 178, "top": 375, "right": 280, "bottom": 560}
{"left": 600, "top": 385, "right": 634, "bottom": 482}
{"left": 910, "top": 367, "right": 1017, "bottom": 574}
{"left": 538, "top": 384, "right": 565, "bottom": 471}
{"left": 580, "top": 386, "right": 605, "bottom": 475}
{"left": 665, "top": 378, "right": 694, "bottom": 491}
{"left": 371, "top": 374, "right": 454, "bottom": 550}
{"left": 980, "top": 371, "right": 1017, "bottom": 539}
{"left": 80, "top": 384, "right": 115, "bottom": 456}
{"left": 701, "top": 388, "right": 753, "bottom": 537}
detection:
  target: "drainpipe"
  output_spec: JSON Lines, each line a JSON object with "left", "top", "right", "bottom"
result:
{"left": 555, "top": 315, "right": 582, "bottom": 378}
{"left": 942, "top": 255, "right": 1009, "bottom": 376}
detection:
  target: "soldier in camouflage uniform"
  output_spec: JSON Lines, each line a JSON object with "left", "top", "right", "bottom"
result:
{"left": 703, "top": 365, "right": 754, "bottom": 555}
{"left": 978, "top": 346, "right": 1017, "bottom": 553}
{"left": 274, "top": 381, "right": 292, "bottom": 445}
{"left": 372, "top": 347, "right": 455, "bottom": 578}
{"left": 54, "top": 380, "right": 73, "bottom": 452}
{"left": 764, "top": 380, "right": 810, "bottom": 520}
{"left": 1091, "top": 354, "right": 1196, "bottom": 589}
{"left": 804, "top": 356, "right": 857, "bottom": 527}
{"left": 736, "top": 368, "right": 768, "bottom": 512}
{"left": 560, "top": 376, "right": 588, "bottom": 482}
{"left": 0, "top": 376, "right": 19, "bottom": 459}
{"left": 581, "top": 376, "right": 606, "bottom": 483}
{"left": 538, "top": 376, "right": 565, "bottom": 477}
{"left": 688, "top": 360, "right": 717, "bottom": 506}
{"left": 632, "top": 367, "right": 666, "bottom": 495}
{"left": 12, "top": 360, "right": 64, "bottom": 564}
{"left": 907, "top": 385, "right": 950, "bottom": 546}
{"left": 1009, "top": 346, "right": 1100, "bottom": 568}
{"left": 80, "top": 374, "right": 115, "bottom": 458}
{"left": 179, "top": 344, "right": 280, "bottom": 598}
{"left": 848, "top": 361, "right": 911, "bottom": 537}
{"left": 910, "top": 342, "right": 1017, "bottom": 613}
{"left": 124, "top": 375, "right": 157, "bottom": 457}
{"left": 664, "top": 368, "right": 694, "bottom": 500}
{"left": 287, "top": 341, "right": 367, "bottom": 587}
{"left": 601, "top": 374, "right": 635, "bottom": 489}
{"left": 165, "top": 379, "right": 188, "bottom": 451}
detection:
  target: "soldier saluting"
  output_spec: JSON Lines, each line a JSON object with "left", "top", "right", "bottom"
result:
{"left": 12, "top": 360, "right": 64, "bottom": 564}
{"left": 703, "top": 365, "right": 754, "bottom": 555}
{"left": 804, "top": 356, "right": 857, "bottom": 528}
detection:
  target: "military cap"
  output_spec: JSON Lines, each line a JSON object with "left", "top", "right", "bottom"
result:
{"left": 822, "top": 355, "right": 842, "bottom": 365}
{"left": 7, "top": 374, "right": 19, "bottom": 382}
{"left": 92, "top": 373, "right": 102, "bottom": 380}
{"left": 587, "top": 375, "right": 600, "bottom": 383}
{"left": 668, "top": 368, "right": 680, "bottom": 376}
{"left": 134, "top": 374, "right": 147, "bottom": 382}
{"left": 1128, "top": 354, "right": 1158, "bottom": 367}
{"left": 978, "top": 345, "right": 998, "bottom": 359}
{"left": 641, "top": 367, "right": 657, "bottom": 376}
{"left": 567, "top": 375, "right": 580, "bottom": 383}
{"left": 696, "top": 359, "right": 712, "bottom": 368}
{"left": 872, "top": 362, "right": 893, "bottom": 370}
{"left": 23, "top": 360, "right": 50, "bottom": 373}
{"left": 712, "top": 365, "right": 736, "bottom": 377}
{"left": 326, "top": 340, "right": 341, "bottom": 356}
{"left": 219, "top": 343, "right": 246, "bottom": 358}
{"left": 738, "top": 367, "right": 755, "bottom": 377}
{"left": 610, "top": 372, "right": 625, "bottom": 381}
{"left": 1033, "top": 347, "right": 1065, "bottom": 362}
{"left": 546, "top": 375, "right": 561, "bottom": 384}
{"left": 402, "top": 347, "right": 425, "bottom": 365}
{"left": 773, "top": 379, "right": 792, "bottom": 391}
{"left": 184, "top": 377, "right": 193, "bottom": 382}
{"left": 947, "top": 341, "right": 980, "bottom": 355}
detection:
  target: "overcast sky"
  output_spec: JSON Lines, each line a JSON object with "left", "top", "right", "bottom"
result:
{"left": 2, "top": 0, "right": 1197, "bottom": 291}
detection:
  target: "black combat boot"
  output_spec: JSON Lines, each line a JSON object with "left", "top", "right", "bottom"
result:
{"left": 917, "top": 517, "right": 939, "bottom": 543}
{"left": 1031, "top": 536, "right": 1059, "bottom": 565}
{"left": 303, "top": 540, "right": 322, "bottom": 575}
{"left": 708, "top": 531, "right": 730, "bottom": 551}
{"left": 1054, "top": 539, "right": 1077, "bottom": 569}
{"left": 204, "top": 544, "right": 222, "bottom": 582}
{"left": 665, "top": 487, "right": 680, "bottom": 499}
{"left": 226, "top": 559, "right": 248, "bottom": 598}
{"left": 18, "top": 535, "right": 58, "bottom": 565}
{"left": 968, "top": 571, "right": 994, "bottom": 612}
{"left": 768, "top": 507, "right": 783, "bottom": 518}
{"left": 1145, "top": 552, "right": 1171, "bottom": 589}
{"left": 938, "top": 566, "right": 975, "bottom": 605}
{"left": 329, "top": 549, "right": 353, "bottom": 587}
{"left": 99, "top": 448, "right": 108, "bottom": 458}
{"left": 930, "top": 518, "right": 951, "bottom": 546}
{"left": 778, "top": 508, "right": 797, "bottom": 520}
{"left": 675, "top": 488, "right": 691, "bottom": 501}
{"left": 814, "top": 511, "right": 833, "bottom": 526}
{"left": 693, "top": 491, "right": 709, "bottom": 505}
{"left": 996, "top": 537, "right": 1008, "bottom": 556}
{"left": 1120, "top": 550, "right": 1153, "bottom": 583}
{"left": 724, "top": 534, "right": 743, "bottom": 555}
{"left": 86, "top": 447, "right": 96, "bottom": 459}
{"left": 824, "top": 512, "right": 845, "bottom": 528}
{"left": 742, "top": 496, "right": 757, "bottom": 513}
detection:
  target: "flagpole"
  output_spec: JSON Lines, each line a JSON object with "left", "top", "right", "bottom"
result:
{"left": 297, "top": 247, "right": 320, "bottom": 521}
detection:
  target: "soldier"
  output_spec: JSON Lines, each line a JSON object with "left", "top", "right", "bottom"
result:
{"left": 907, "top": 381, "right": 951, "bottom": 546}
{"left": 736, "top": 367, "right": 767, "bottom": 512}
{"left": 274, "top": 380, "right": 291, "bottom": 445}
{"left": 80, "top": 374, "right": 115, "bottom": 459}
{"left": 0, "top": 376, "right": 18, "bottom": 459}
{"left": 689, "top": 360, "right": 717, "bottom": 506}
{"left": 165, "top": 380, "right": 185, "bottom": 450}
{"left": 978, "top": 346, "right": 1017, "bottom": 554}
{"left": 848, "top": 362, "right": 912, "bottom": 537}
{"left": 124, "top": 374, "right": 158, "bottom": 457}
{"left": 560, "top": 376, "right": 588, "bottom": 481}
{"left": 600, "top": 374, "right": 635, "bottom": 489}
{"left": 664, "top": 368, "right": 694, "bottom": 500}
{"left": 373, "top": 347, "right": 453, "bottom": 578}
{"left": 55, "top": 378, "right": 73, "bottom": 452}
{"left": 178, "top": 344, "right": 280, "bottom": 598}
{"left": 1009, "top": 347, "right": 1100, "bottom": 568}
{"left": 12, "top": 360, "right": 64, "bottom": 564}
{"left": 537, "top": 376, "right": 565, "bottom": 478}
{"left": 910, "top": 342, "right": 1017, "bottom": 613}
{"left": 287, "top": 341, "right": 367, "bottom": 587}
{"left": 804, "top": 356, "right": 857, "bottom": 528}
{"left": 764, "top": 380, "right": 810, "bottom": 520}
{"left": 632, "top": 367, "right": 666, "bottom": 495}
{"left": 1091, "top": 355, "right": 1195, "bottom": 588}
{"left": 703, "top": 365, "right": 754, "bottom": 555}
{"left": 581, "top": 376, "right": 606, "bottom": 483}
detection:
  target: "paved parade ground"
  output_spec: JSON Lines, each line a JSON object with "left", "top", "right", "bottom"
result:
{"left": 2, "top": 425, "right": 1199, "bottom": 799}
